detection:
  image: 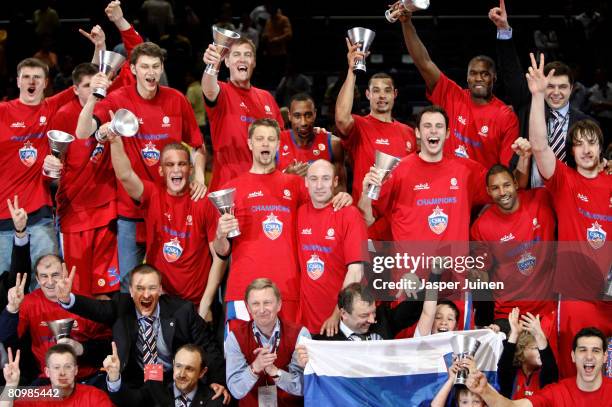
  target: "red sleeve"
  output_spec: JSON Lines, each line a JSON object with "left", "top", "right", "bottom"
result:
{"left": 179, "top": 93, "right": 203, "bottom": 148}
{"left": 372, "top": 165, "right": 399, "bottom": 219}
{"left": 47, "top": 87, "right": 76, "bottom": 114}
{"left": 50, "top": 106, "right": 75, "bottom": 134}
{"left": 469, "top": 216, "right": 494, "bottom": 271}
{"left": 467, "top": 160, "right": 490, "bottom": 206}
{"left": 338, "top": 114, "right": 365, "bottom": 148}
{"left": 294, "top": 174, "right": 309, "bottom": 205}
{"left": 137, "top": 179, "right": 155, "bottom": 210}
{"left": 499, "top": 106, "right": 519, "bottom": 166}
{"left": 204, "top": 199, "right": 219, "bottom": 243}
{"left": 93, "top": 94, "right": 120, "bottom": 125}
{"left": 342, "top": 207, "right": 369, "bottom": 264}
{"left": 108, "top": 26, "right": 142, "bottom": 93}
{"left": 426, "top": 72, "right": 464, "bottom": 105}
{"left": 272, "top": 98, "right": 285, "bottom": 129}
{"left": 120, "top": 25, "right": 143, "bottom": 57}
{"left": 543, "top": 159, "right": 567, "bottom": 192}
{"left": 526, "top": 383, "right": 557, "bottom": 407}
{"left": 206, "top": 81, "right": 228, "bottom": 119}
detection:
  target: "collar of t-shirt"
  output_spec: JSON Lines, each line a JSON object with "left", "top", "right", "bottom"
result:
{"left": 252, "top": 318, "right": 281, "bottom": 349}
{"left": 173, "top": 383, "right": 197, "bottom": 405}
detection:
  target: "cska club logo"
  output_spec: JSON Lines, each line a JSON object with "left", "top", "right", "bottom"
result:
{"left": 107, "top": 267, "right": 120, "bottom": 287}
{"left": 90, "top": 143, "right": 105, "bottom": 163}
{"left": 516, "top": 252, "right": 536, "bottom": 276}
{"left": 19, "top": 141, "right": 38, "bottom": 167}
{"left": 306, "top": 254, "right": 325, "bottom": 280}
{"left": 586, "top": 222, "right": 606, "bottom": 250}
{"left": 454, "top": 145, "right": 469, "bottom": 159}
{"left": 142, "top": 142, "right": 160, "bottom": 166}
{"left": 428, "top": 206, "right": 448, "bottom": 235}
{"left": 262, "top": 213, "right": 283, "bottom": 240}
{"left": 163, "top": 237, "right": 183, "bottom": 262}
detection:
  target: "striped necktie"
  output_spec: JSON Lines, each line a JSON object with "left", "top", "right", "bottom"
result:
{"left": 549, "top": 110, "right": 567, "bottom": 162}
{"left": 137, "top": 316, "right": 158, "bottom": 365}
{"left": 176, "top": 394, "right": 190, "bottom": 407}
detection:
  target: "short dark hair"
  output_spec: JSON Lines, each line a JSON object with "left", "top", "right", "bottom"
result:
{"left": 248, "top": 118, "right": 281, "bottom": 139}
{"left": 175, "top": 344, "right": 207, "bottom": 369}
{"left": 486, "top": 164, "right": 515, "bottom": 186}
{"left": 34, "top": 254, "right": 63, "bottom": 276}
{"left": 129, "top": 264, "right": 162, "bottom": 286}
{"left": 289, "top": 92, "right": 315, "bottom": 108}
{"left": 338, "top": 283, "right": 374, "bottom": 314}
{"left": 416, "top": 105, "right": 449, "bottom": 129}
{"left": 565, "top": 119, "right": 604, "bottom": 169}
{"left": 544, "top": 61, "right": 574, "bottom": 85}
{"left": 437, "top": 300, "right": 460, "bottom": 321}
{"left": 572, "top": 327, "right": 606, "bottom": 352}
{"left": 45, "top": 343, "right": 77, "bottom": 366}
{"left": 71, "top": 63, "right": 98, "bottom": 85}
{"left": 17, "top": 57, "right": 49, "bottom": 78}
{"left": 468, "top": 55, "right": 496, "bottom": 75}
{"left": 368, "top": 72, "right": 395, "bottom": 88}
{"left": 130, "top": 42, "right": 164, "bottom": 65}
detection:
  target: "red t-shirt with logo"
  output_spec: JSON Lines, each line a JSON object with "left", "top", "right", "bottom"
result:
{"left": 297, "top": 203, "right": 368, "bottom": 333}
{"left": 277, "top": 129, "right": 332, "bottom": 171}
{"left": 427, "top": 73, "right": 518, "bottom": 168}
{"left": 205, "top": 81, "right": 284, "bottom": 191}
{"left": 0, "top": 88, "right": 74, "bottom": 220}
{"left": 217, "top": 170, "right": 307, "bottom": 302}
{"left": 94, "top": 85, "right": 202, "bottom": 219}
{"left": 339, "top": 114, "right": 416, "bottom": 200}
{"left": 527, "top": 377, "right": 612, "bottom": 407}
{"left": 470, "top": 189, "right": 557, "bottom": 320}
{"left": 14, "top": 384, "right": 114, "bottom": 406}
{"left": 52, "top": 97, "right": 117, "bottom": 232}
{"left": 138, "top": 180, "right": 214, "bottom": 304}
{"left": 17, "top": 290, "right": 111, "bottom": 379}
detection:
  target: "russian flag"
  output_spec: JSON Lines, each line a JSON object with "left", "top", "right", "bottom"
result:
{"left": 303, "top": 329, "right": 504, "bottom": 406}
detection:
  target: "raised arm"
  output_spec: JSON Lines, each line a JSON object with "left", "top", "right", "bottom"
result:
{"left": 467, "top": 370, "right": 532, "bottom": 407}
{"left": 79, "top": 25, "right": 106, "bottom": 64}
{"left": 75, "top": 73, "right": 109, "bottom": 139}
{"left": 201, "top": 44, "right": 222, "bottom": 102}
{"left": 105, "top": 1, "right": 131, "bottom": 32}
{"left": 399, "top": 12, "right": 441, "bottom": 92}
{"left": 108, "top": 129, "right": 144, "bottom": 201}
{"left": 334, "top": 39, "right": 364, "bottom": 136}
{"left": 199, "top": 242, "right": 227, "bottom": 321}
{"left": 526, "top": 53, "right": 556, "bottom": 180}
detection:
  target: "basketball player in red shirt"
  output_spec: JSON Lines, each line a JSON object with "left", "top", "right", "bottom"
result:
{"left": 297, "top": 159, "right": 368, "bottom": 335}
{"left": 526, "top": 53, "right": 611, "bottom": 378}
{"left": 202, "top": 37, "right": 284, "bottom": 192}
{"left": 398, "top": 8, "right": 518, "bottom": 168}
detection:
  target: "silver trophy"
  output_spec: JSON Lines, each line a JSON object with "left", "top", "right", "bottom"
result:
{"left": 208, "top": 188, "right": 240, "bottom": 238}
{"left": 93, "top": 50, "right": 126, "bottom": 98}
{"left": 347, "top": 27, "right": 376, "bottom": 73}
{"left": 450, "top": 335, "right": 481, "bottom": 385}
{"left": 47, "top": 318, "right": 75, "bottom": 341}
{"left": 205, "top": 25, "right": 241, "bottom": 76}
{"left": 385, "top": 0, "right": 430, "bottom": 23}
{"left": 367, "top": 150, "right": 401, "bottom": 200}
{"left": 44, "top": 130, "right": 75, "bottom": 178}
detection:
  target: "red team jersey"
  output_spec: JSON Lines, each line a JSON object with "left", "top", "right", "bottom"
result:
{"left": 340, "top": 114, "right": 416, "bottom": 200}
{"left": 297, "top": 203, "right": 368, "bottom": 333}
{"left": 219, "top": 170, "right": 307, "bottom": 303}
{"left": 52, "top": 97, "right": 117, "bottom": 232}
{"left": 139, "top": 180, "right": 214, "bottom": 304}
{"left": 470, "top": 189, "right": 557, "bottom": 320}
{"left": 17, "top": 290, "right": 110, "bottom": 379}
{"left": 0, "top": 88, "right": 74, "bottom": 221}
{"left": 427, "top": 73, "right": 518, "bottom": 168}
{"left": 14, "top": 384, "right": 113, "bottom": 406}
{"left": 527, "top": 377, "right": 612, "bottom": 407}
{"left": 94, "top": 85, "right": 202, "bottom": 219}
{"left": 277, "top": 129, "right": 332, "bottom": 171}
{"left": 205, "top": 81, "right": 284, "bottom": 191}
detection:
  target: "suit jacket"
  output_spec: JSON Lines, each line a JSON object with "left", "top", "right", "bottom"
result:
{"left": 313, "top": 299, "right": 423, "bottom": 341}
{"left": 109, "top": 380, "right": 223, "bottom": 407}
{"left": 69, "top": 293, "right": 225, "bottom": 386}
{"left": 0, "top": 239, "right": 31, "bottom": 311}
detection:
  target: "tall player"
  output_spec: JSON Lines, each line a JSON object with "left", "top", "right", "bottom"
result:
{"left": 297, "top": 159, "right": 368, "bottom": 335}
{"left": 202, "top": 37, "right": 284, "bottom": 192}
{"left": 75, "top": 42, "right": 206, "bottom": 292}
{"left": 212, "top": 119, "right": 351, "bottom": 324}
{"left": 0, "top": 58, "right": 74, "bottom": 275}
{"left": 526, "top": 53, "right": 612, "bottom": 378}
{"left": 396, "top": 5, "right": 518, "bottom": 168}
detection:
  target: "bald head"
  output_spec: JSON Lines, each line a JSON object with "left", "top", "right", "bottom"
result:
{"left": 305, "top": 159, "right": 337, "bottom": 208}
{"left": 307, "top": 159, "right": 335, "bottom": 177}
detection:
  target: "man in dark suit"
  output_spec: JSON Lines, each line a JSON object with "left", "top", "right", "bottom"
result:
{"left": 489, "top": 0, "right": 593, "bottom": 187}
{"left": 105, "top": 342, "right": 224, "bottom": 407}
{"left": 55, "top": 263, "right": 227, "bottom": 399}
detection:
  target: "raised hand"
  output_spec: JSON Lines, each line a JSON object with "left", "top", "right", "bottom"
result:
{"left": 526, "top": 53, "right": 553, "bottom": 96}
{"left": 215, "top": 213, "right": 239, "bottom": 240}
{"left": 90, "top": 73, "right": 111, "bottom": 98}
{"left": 203, "top": 44, "right": 222, "bottom": 67}
{"left": 79, "top": 25, "right": 106, "bottom": 49}
{"left": 488, "top": 0, "right": 510, "bottom": 29}
{"left": 105, "top": 1, "right": 124, "bottom": 23}
{"left": 520, "top": 312, "right": 547, "bottom": 348}
{"left": 3, "top": 348, "right": 21, "bottom": 386}
{"left": 345, "top": 38, "right": 367, "bottom": 70}
{"left": 42, "top": 155, "right": 63, "bottom": 177}
{"left": 7, "top": 195, "right": 27, "bottom": 233}
{"left": 465, "top": 369, "right": 488, "bottom": 396}
{"left": 511, "top": 137, "right": 532, "bottom": 158}
{"left": 103, "top": 341, "right": 121, "bottom": 382}
{"left": 56, "top": 263, "right": 76, "bottom": 304}
{"left": 6, "top": 273, "right": 27, "bottom": 313}
{"left": 507, "top": 307, "right": 522, "bottom": 342}
{"left": 189, "top": 173, "right": 207, "bottom": 202}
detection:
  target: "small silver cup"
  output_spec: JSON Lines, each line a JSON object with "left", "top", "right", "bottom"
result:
{"left": 93, "top": 50, "right": 126, "bottom": 98}
{"left": 367, "top": 150, "right": 401, "bottom": 200}
{"left": 47, "top": 318, "right": 75, "bottom": 341}
{"left": 205, "top": 26, "right": 241, "bottom": 76}
{"left": 450, "top": 334, "right": 481, "bottom": 385}
{"left": 347, "top": 27, "right": 376, "bottom": 73}
{"left": 44, "top": 130, "right": 75, "bottom": 178}
{"left": 208, "top": 188, "right": 240, "bottom": 238}
{"left": 385, "top": 0, "right": 431, "bottom": 23}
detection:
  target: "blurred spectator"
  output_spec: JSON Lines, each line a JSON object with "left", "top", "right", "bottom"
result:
{"left": 569, "top": 64, "right": 591, "bottom": 113}
{"left": 261, "top": 1, "right": 292, "bottom": 84}
{"left": 52, "top": 55, "right": 75, "bottom": 92}
{"left": 588, "top": 67, "right": 612, "bottom": 145}
{"left": 237, "top": 13, "right": 259, "bottom": 50}
{"left": 159, "top": 25, "right": 192, "bottom": 88}
{"left": 533, "top": 15, "right": 560, "bottom": 61}
{"left": 33, "top": 0, "right": 60, "bottom": 40}
{"left": 275, "top": 60, "right": 312, "bottom": 108}
{"left": 141, "top": 0, "right": 175, "bottom": 41}
{"left": 33, "top": 36, "right": 58, "bottom": 96}
{"left": 214, "top": 2, "right": 236, "bottom": 31}
{"left": 249, "top": 4, "right": 270, "bottom": 36}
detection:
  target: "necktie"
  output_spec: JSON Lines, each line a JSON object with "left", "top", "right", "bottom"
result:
{"left": 549, "top": 110, "right": 567, "bottom": 162}
{"left": 176, "top": 394, "right": 190, "bottom": 407}
{"left": 137, "top": 316, "right": 158, "bottom": 365}
{"left": 350, "top": 333, "right": 368, "bottom": 341}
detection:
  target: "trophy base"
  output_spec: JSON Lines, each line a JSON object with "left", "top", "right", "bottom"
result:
{"left": 366, "top": 185, "right": 380, "bottom": 200}
{"left": 385, "top": 9, "right": 398, "bottom": 23}
{"left": 93, "top": 88, "right": 107, "bottom": 99}
{"left": 353, "top": 62, "right": 367, "bottom": 73}
{"left": 228, "top": 229, "right": 241, "bottom": 239}
{"left": 42, "top": 168, "right": 60, "bottom": 179}
{"left": 204, "top": 64, "right": 220, "bottom": 76}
